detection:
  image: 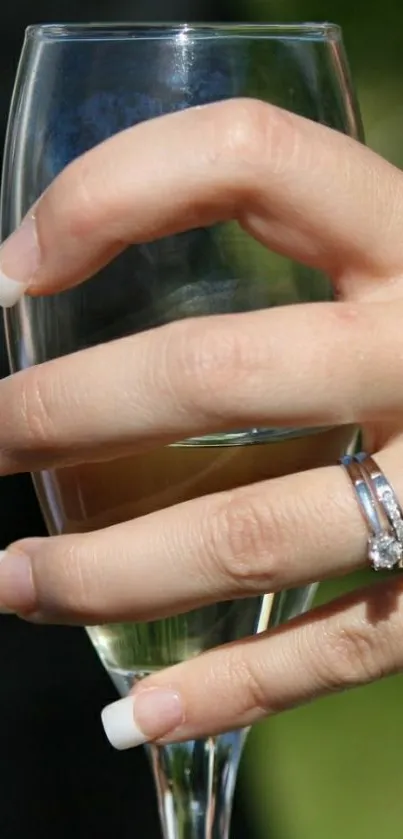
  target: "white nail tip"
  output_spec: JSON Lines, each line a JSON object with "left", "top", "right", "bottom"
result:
{"left": 101, "top": 695, "right": 147, "bottom": 750}
{"left": 0, "top": 271, "right": 27, "bottom": 308}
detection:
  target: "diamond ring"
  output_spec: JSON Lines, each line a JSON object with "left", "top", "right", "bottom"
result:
{"left": 355, "top": 452, "right": 403, "bottom": 567}
{"left": 340, "top": 454, "right": 403, "bottom": 571}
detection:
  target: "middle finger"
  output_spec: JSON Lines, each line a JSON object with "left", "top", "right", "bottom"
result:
{"left": 0, "top": 300, "right": 402, "bottom": 473}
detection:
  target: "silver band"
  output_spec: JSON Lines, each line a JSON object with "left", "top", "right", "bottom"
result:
{"left": 340, "top": 455, "right": 385, "bottom": 535}
{"left": 355, "top": 452, "right": 403, "bottom": 556}
{"left": 340, "top": 454, "right": 402, "bottom": 571}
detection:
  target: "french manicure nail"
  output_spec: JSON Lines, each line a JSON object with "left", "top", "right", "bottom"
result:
{"left": 0, "top": 549, "right": 35, "bottom": 612}
{"left": 101, "top": 687, "right": 184, "bottom": 750}
{"left": 0, "top": 214, "right": 40, "bottom": 307}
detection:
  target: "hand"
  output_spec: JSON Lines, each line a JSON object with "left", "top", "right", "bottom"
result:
{"left": 1, "top": 99, "right": 403, "bottom": 750}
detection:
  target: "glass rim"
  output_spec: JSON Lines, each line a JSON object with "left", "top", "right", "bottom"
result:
{"left": 25, "top": 21, "right": 341, "bottom": 42}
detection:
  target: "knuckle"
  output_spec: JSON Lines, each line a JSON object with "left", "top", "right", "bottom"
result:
{"left": 163, "top": 317, "right": 257, "bottom": 422}
{"left": 222, "top": 648, "right": 270, "bottom": 716}
{"left": 69, "top": 158, "right": 101, "bottom": 239}
{"left": 35, "top": 537, "right": 94, "bottom": 619}
{"left": 216, "top": 97, "right": 298, "bottom": 176}
{"left": 17, "top": 368, "right": 58, "bottom": 447}
{"left": 51, "top": 157, "right": 103, "bottom": 242}
{"left": 204, "top": 489, "right": 280, "bottom": 592}
{"left": 314, "top": 620, "right": 390, "bottom": 690}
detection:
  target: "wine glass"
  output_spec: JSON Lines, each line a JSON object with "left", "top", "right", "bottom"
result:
{"left": 2, "top": 22, "right": 361, "bottom": 839}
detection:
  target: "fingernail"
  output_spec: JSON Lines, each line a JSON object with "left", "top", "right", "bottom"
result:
{"left": 0, "top": 214, "right": 40, "bottom": 307}
{"left": 101, "top": 687, "right": 184, "bottom": 750}
{"left": 0, "top": 549, "right": 35, "bottom": 612}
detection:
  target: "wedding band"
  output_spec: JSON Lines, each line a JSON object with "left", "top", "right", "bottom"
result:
{"left": 355, "top": 452, "right": 403, "bottom": 566}
{"left": 340, "top": 454, "right": 402, "bottom": 571}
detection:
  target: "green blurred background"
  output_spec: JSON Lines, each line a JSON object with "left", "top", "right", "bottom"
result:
{"left": 236, "top": 4, "right": 403, "bottom": 838}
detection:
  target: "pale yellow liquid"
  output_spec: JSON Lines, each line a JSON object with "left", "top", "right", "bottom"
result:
{"left": 35, "top": 426, "right": 355, "bottom": 678}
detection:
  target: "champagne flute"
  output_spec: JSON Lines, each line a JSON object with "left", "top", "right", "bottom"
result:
{"left": 2, "top": 23, "right": 362, "bottom": 839}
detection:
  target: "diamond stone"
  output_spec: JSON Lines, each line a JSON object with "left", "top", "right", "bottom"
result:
{"left": 380, "top": 494, "right": 403, "bottom": 541}
{"left": 394, "top": 520, "right": 403, "bottom": 542}
{"left": 368, "top": 534, "right": 402, "bottom": 571}
{"left": 383, "top": 498, "right": 400, "bottom": 519}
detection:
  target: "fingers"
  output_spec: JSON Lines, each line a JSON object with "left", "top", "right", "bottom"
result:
{"left": 101, "top": 576, "right": 403, "bottom": 748}
{"left": 2, "top": 99, "right": 403, "bottom": 306}
{"left": 0, "top": 451, "right": 381, "bottom": 622}
{"left": 0, "top": 301, "right": 402, "bottom": 475}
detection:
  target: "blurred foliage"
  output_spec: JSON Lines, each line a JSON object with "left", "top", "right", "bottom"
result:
{"left": 244, "top": 571, "right": 403, "bottom": 839}
{"left": 236, "top": 0, "right": 403, "bottom": 168}
{"left": 229, "top": 2, "right": 403, "bottom": 838}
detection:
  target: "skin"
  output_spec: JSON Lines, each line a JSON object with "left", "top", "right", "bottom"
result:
{"left": 2, "top": 98, "right": 403, "bottom": 744}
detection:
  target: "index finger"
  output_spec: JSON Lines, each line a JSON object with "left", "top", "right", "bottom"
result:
{"left": 1, "top": 98, "right": 403, "bottom": 307}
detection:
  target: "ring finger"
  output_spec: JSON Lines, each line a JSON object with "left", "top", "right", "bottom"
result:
{"left": 1, "top": 444, "right": 400, "bottom": 622}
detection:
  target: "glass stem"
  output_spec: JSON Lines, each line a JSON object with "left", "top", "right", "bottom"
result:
{"left": 145, "top": 730, "right": 247, "bottom": 839}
